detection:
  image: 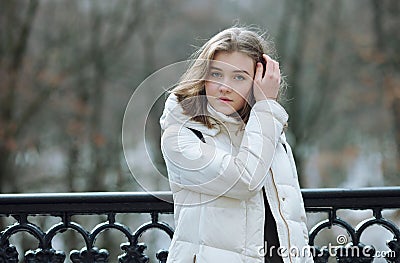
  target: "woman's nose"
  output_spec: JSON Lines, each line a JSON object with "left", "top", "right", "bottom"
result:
{"left": 218, "top": 80, "right": 232, "bottom": 93}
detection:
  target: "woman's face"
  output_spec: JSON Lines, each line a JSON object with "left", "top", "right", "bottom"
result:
{"left": 205, "top": 51, "right": 255, "bottom": 115}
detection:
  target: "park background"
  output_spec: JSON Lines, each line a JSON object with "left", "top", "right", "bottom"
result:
{"left": 1, "top": 0, "right": 399, "bottom": 262}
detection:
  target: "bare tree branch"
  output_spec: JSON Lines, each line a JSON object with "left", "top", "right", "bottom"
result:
{"left": 2, "top": 0, "right": 39, "bottom": 132}
{"left": 276, "top": 0, "right": 296, "bottom": 63}
{"left": 108, "top": 0, "right": 143, "bottom": 50}
{"left": 303, "top": 0, "right": 343, "bottom": 142}
{"left": 286, "top": 0, "right": 313, "bottom": 141}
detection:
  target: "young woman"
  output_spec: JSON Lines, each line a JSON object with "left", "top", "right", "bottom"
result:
{"left": 160, "top": 26, "right": 314, "bottom": 263}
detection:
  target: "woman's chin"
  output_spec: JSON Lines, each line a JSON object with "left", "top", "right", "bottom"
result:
{"left": 216, "top": 108, "right": 235, "bottom": 116}
{"left": 210, "top": 104, "right": 236, "bottom": 115}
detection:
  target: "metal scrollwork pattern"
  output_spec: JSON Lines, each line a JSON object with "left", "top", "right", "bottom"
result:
{"left": 118, "top": 243, "right": 149, "bottom": 263}
{"left": 0, "top": 210, "right": 173, "bottom": 263}
{"left": 0, "top": 241, "right": 18, "bottom": 263}
{"left": 25, "top": 248, "right": 66, "bottom": 263}
{"left": 308, "top": 208, "right": 400, "bottom": 262}
{"left": 0, "top": 188, "right": 399, "bottom": 262}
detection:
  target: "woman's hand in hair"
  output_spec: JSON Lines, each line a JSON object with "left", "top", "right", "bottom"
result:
{"left": 253, "top": 54, "right": 281, "bottom": 102}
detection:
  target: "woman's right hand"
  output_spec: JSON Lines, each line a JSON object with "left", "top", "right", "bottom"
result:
{"left": 253, "top": 54, "right": 281, "bottom": 102}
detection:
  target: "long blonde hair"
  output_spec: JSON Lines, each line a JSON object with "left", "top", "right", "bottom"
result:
{"left": 172, "top": 26, "right": 285, "bottom": 128}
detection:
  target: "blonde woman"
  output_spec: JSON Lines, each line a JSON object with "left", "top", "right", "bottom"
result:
{"left": 160, "top": 26, "right": 314, "bottom": 263}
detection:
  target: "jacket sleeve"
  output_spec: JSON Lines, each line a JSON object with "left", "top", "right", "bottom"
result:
{"left": 161, "top": 99, "right": 288, "bottom": 200}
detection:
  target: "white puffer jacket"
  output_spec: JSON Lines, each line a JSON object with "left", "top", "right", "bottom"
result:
{"left": 160, "top": 93, "right": 314, "bottom": 263}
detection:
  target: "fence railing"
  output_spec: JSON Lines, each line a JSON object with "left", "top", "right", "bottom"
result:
{"left": 1, "top": 187, "right": 399, "bottom": 262}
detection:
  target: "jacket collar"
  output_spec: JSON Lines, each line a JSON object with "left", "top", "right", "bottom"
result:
{"left": 159, "top": 93, "right": 220, "bottom": 136}
{"left": 160, "top": 93, "right": 288, "bottom": 142}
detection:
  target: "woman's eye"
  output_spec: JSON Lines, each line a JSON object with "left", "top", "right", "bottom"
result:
{"left": 210, "top": 72, "right": 222, "bottom": 78}
{"left": 234, "top": 75, "right": 245, "bottom": 81}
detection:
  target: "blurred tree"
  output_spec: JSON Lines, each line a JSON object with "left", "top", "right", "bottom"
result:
{"left": 1, "top": 0, "right": 145, "bottom": 193}
{"left": 277, "top": 0, "right": 345, "bottom": 186}
{"left": 0, "top": 0, "right": 398, "bottom": 193}
{"left": 0, "top": 0, "right": 41, "bottom": 193}
{"left": 78, "top": 1, "right": 143, "bottom": 191}
{"left": 371, "top": 0, "right": 400, "bottom": 171}
{"left": 139, "top": 0, "right": 171, "bottom": 182}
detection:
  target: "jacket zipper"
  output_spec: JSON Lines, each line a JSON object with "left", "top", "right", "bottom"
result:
{"left": 270, "top": 169, "right": 293, "bottom": 263}
{"left": 261, "top": 187, "right": 267, "bottom": 258}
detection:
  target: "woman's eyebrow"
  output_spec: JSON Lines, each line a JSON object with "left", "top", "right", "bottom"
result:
{"left": 209, "top": 66, "right": 222, "bottom": 71}
{"left": 209, "top": 66, "right": 251, "bottom": 76}
{"left": 232, "top": 69, "right": 251, "bottom": 76}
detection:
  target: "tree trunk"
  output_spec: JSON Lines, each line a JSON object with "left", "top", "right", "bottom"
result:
{"left": 0, "top": 0, "right": 39, "bottom": 193}
{"left": 285, "top": 0, "right": 314, "bottom": 186}
{"left": 371, "top": 0, "right": 400, "bottom": 169}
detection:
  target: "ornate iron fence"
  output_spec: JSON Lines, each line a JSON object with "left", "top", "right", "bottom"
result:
{"left": 0, "top": 187, "right": 399, "bottom": 262}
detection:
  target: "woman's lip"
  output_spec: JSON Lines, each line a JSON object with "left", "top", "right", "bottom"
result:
{"left": 219, "top": 97, "right": 232, "bottom": 102}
